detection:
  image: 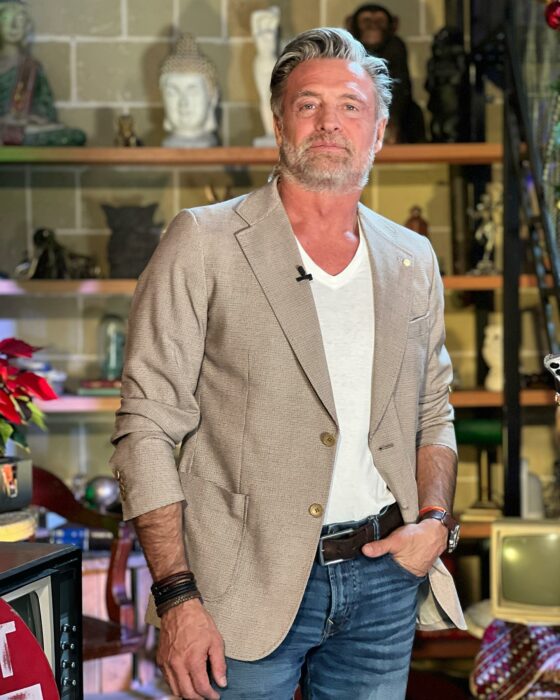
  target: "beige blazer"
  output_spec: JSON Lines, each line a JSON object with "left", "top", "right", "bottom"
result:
{"left": 111, "top": 179, "right": 466, "bottom": 662}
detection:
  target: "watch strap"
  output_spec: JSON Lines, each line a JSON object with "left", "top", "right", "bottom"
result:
{"left": 418, "top": 508, "right": 460, "bottom": 553}
{"left": 417, "top": 508, "right": 458, "bottom": 532}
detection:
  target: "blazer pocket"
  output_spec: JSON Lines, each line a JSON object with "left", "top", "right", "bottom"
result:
{"left": 180, "top": 473, "right": 248, "bottom": 602}
{"left": 407, "top": 314, "right": 430, "bottom": 338}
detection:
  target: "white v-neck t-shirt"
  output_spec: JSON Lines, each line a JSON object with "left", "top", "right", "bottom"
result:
{"left": 294, "top": 231, "right": 395, "bottom": 524}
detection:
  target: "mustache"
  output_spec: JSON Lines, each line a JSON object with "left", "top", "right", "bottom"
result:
{"left": 300, "top": 134, "right": 353, "bottom": 153}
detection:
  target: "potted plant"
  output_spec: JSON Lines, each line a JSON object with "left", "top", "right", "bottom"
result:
{"left": 0, "top": 338, "right": 57, "bottom": 512}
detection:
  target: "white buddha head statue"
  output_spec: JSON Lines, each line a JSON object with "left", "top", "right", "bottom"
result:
{"left": 159, "top": 34, "right": 219, "bottom": 143}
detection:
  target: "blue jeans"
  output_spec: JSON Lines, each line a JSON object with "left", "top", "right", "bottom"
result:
{"left": 215, "top": 544, "right": 424, "bottom": 699}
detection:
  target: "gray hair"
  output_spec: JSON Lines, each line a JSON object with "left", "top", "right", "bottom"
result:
{"left": 270, "top": 27, "right": 392, "bottom": 122}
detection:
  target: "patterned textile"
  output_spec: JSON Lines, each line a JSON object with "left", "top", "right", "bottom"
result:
{"left": 470, "top": 620, "right": 560, "bottom": 699}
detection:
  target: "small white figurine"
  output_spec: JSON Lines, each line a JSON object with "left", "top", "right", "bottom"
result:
{"left": 482, "top": 321, "right": 503, "bottom": 392}
{"left": 251, "top": 6, "right": 280, "bottom": 146}
{"left": 159, "top": 34, "right": 219, "bottom": 148}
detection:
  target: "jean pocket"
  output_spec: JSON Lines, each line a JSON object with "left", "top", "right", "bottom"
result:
{"left": 387, "top": 554, "right": 427, "bottom": 583}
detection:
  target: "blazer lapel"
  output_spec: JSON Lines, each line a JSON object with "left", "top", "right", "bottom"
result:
{"left": 234, "top": 182, "right": 337, "bottom": 424}
{"left": 360, "top": 206, "right": 415, "bottom": 435}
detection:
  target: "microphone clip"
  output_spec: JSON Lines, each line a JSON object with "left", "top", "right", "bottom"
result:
{"left": 296, "top": 265, "right": 313, "bottom": 282}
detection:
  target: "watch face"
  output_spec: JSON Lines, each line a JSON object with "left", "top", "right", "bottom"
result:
{"left": 448, "top": 524, "right": 460, "bottom": 553}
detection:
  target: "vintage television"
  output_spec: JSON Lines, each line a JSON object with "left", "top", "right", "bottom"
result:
{"left": 491, "top": 518, "right": 560, "bottom": 625}
{"left": 0, "top": 541, "right": 82, "bottom": 698}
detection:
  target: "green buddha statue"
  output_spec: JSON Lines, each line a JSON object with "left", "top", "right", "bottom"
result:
{"left": 0, "top": 0, "right": 86, "bottom": 145}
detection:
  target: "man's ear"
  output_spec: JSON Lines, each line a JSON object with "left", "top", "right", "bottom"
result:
{"left": 273, "top": 114, "right": 282, "bottom": 146}
{"left": 391, "top": 16, "right": 399, "bottom": 34}
{"left": 374, "top": 118, "right": 388, "bottom": 153}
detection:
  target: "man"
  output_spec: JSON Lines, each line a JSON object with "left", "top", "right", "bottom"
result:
{"left": 111, "top": 27, "right": 465, "bottom": 700}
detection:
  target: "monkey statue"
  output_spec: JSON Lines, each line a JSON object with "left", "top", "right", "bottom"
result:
{"left": 347, "top": 3, "right": 426, "bottom": 143}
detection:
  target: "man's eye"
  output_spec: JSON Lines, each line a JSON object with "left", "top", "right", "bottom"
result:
{"left": 344, "top": 104, "right": 358, "bottom": 111}
{"left": 299, "top": 103, "right": 316, "bottom": 111}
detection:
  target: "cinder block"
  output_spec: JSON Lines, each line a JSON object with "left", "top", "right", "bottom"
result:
{"left": 76, "top": 41, "right": 169, "bottom": 103}
{"left": 33, "top": 42, "right": 72, "bottom": 103}
{"left": 178, "top": 0, "right": 223, "bottom": 37}
{"left": 28, "top": 0, "right": 121, "bottom": 37}
{"left": 128, "top": 0, "right": 174, "bottom": 37}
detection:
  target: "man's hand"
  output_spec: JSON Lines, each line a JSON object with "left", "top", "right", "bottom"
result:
{"left": 157, "top": 598, "right": 227, "bottom": 700}
{"left": 361, "top": 519, "right": 447, "bottom": 577}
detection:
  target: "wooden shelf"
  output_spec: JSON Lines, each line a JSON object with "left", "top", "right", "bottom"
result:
{"left": 38, "top": 389, "right": 554, "bottom": 414}
{"left": 450, "top": 389, "right": 555, "bottom": 407}
{"left": 0, "top": 143, "right": 503, "bottom": 166}
{"left": 0, "top": 279, "right": 136, "bottom": 296}
{"left": 1, "top": 274, "right": 550, "bottom": 297}
{"left": 38, "top": 396, "right": 120, "bottom": 413}
{"left": 459, "top": 520, "right": 492, "bottom": 539}
{"left": 443, "top": 275, "right": 503, "bottom": 291}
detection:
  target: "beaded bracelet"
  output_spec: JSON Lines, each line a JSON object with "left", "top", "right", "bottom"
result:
{"left": 156, "top": 590, "right": 202, "bottom": 618}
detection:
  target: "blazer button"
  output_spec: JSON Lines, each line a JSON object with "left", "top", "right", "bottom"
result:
{"left": 308, "top": 503, "right": 323, "bottom": 518}
{"left": 320, "top": 432, "right": 336, "bottom": 447}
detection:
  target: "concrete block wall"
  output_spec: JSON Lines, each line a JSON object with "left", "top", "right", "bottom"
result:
{"left": 27, "top": 0, "right": 447, "bottom": 148}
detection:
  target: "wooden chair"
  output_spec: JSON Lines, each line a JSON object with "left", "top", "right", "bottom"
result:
{"left": 31, "top": 465, "right": 145, "bottom": 661}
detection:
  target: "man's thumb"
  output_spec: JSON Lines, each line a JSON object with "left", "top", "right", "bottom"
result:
{"left": 362, "top": 538, "right": 391, "bottom": 559}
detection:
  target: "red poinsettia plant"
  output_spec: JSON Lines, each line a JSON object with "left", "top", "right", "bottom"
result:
{"left": 0, "top": 338, "right": 58, "bottom": 458}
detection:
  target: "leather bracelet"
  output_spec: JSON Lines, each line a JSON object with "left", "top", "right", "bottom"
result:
{"left": 154, "top": 581, "right": 199, "bottom": 606}
{"left": 156, "top": 590, "right": 202, "bottom": 617}
{"left": 151, "top": 570, "right": 194, "bottom": 591}
{"left": 151, "top": 571, "right": 195, "bottom": 599}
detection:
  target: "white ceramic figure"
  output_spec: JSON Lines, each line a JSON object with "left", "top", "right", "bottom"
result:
{"left": 251, "top": 6, "right": 280, "bottom": 146}
{"left": 482, "top": 321, "right": 503, "bottom": 392}
{"left": 160, "top": 34, "right": 219, "bottom": 148}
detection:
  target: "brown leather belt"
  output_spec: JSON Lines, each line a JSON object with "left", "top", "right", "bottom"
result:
{"left": 317, "top": 502, "right": 403, "bottom": 566}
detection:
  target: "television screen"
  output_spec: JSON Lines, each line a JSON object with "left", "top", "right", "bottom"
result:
{"left": 2, "top": 577, "right": 54, "bottom": 669}
{"left": 491, "top": 519, "right": 560, "bottom": 625}
{"left": 8, "top": 589, "right": 44, "bottom": 650}
{"left": 501, "top": 533, "right": 560, "bottom": 607}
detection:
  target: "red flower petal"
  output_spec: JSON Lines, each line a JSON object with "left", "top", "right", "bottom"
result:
{"left": 14, "top": 372, "right": 57, "bottom": 401}
{"left": 0, "top": 391, "right": 22, "bottom": 424}
{"left": 0, "top": 338, "right": 42, "bottom": 358}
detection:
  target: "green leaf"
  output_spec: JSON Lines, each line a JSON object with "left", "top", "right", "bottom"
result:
{"left": 0, "top": 421, "right": 13, "bottom": 453}
{"left": 28, "top": 402, "right": 47, "bottom": 431}
{"left": 9, "top": 427, "right": 29, "bottom": 451}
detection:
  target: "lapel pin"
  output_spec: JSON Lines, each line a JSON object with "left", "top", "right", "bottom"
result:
{"left": 402, "top": 258, "right": 412, "bottom": 267}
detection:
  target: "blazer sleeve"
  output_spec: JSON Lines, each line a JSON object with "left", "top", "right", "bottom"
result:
{"left": 110, "top": 209, "right": 207, "bottom": 520}
{"left": 416, "top": 244, "right": 457, "bottom": 454}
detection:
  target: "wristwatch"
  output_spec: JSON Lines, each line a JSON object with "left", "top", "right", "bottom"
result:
{"left": 418, "top": 509, "right": 460, "bottom": 553}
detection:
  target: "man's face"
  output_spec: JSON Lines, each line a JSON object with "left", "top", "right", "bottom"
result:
{"left": 274, "top": 58, "right": 386, "bottom": 193}
{"left": 356, "top": 10, "right": 392, "bottom": 51}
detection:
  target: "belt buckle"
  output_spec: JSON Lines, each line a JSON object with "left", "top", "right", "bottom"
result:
{"left": 318, "top": 527, "right": 355, "bottom": 566}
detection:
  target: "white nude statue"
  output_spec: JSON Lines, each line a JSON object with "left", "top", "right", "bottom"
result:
{"left": 482, "top": 321, "right": 503, "bottom": 392}
{"left": 251, "top": 6, "right": 280, "bottom": 147}
{"left": 159, "top": 33, "right": 219, "bottom": 148}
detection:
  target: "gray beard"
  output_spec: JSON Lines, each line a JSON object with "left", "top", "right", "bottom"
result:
{"left": 276, "top": 135, "right": 376, "bottom": 193}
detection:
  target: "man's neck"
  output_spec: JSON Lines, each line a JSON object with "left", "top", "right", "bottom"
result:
{"left": 278, "top": 177, "right": 362, "bottom": 240}
{"left": 277, "top": 177, "right": 364, "bottom": 276}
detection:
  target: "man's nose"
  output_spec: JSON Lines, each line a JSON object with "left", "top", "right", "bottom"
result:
{"left": 316, "top": 104, "right": 341, "bottom": 131}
